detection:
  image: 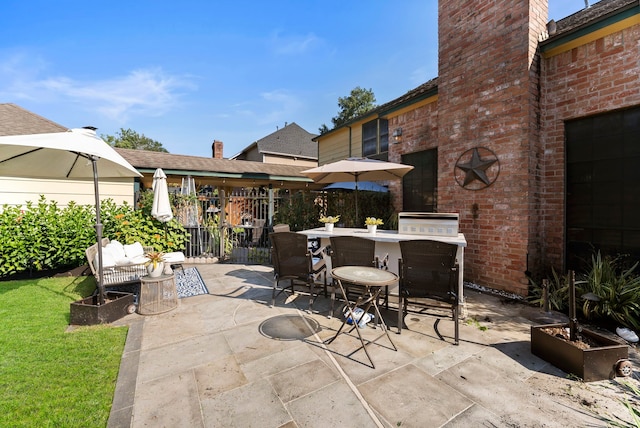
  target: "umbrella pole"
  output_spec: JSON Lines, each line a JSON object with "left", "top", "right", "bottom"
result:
{"left": 355, "top": 176, "right": 359, "bottom": 226}
{"left": 91, "top": 156, "right": 106, "bottom": 305}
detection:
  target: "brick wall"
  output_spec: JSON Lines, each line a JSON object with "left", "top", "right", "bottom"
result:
{"left": 433, "top": 0, "right": 549, "bottom": 295}
{"left": 540, "top": 22, "right": 640, "bottom": 271}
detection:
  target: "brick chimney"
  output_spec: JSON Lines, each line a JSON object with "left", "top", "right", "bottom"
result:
{"left": 212, "top": 140, "right": 223, "bottom": 159}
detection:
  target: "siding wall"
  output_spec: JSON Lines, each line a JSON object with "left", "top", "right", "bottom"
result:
{"left": 0, "top": 177, "right": 136, "bottom": 208}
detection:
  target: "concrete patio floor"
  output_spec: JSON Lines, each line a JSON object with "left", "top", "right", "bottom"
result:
{"left": 108, "top": 263, "right": 639, "bottom": 428}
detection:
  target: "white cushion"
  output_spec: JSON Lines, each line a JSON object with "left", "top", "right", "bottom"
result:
{"left": 105, "top": 241, "right": 126, "bottom": 259}
{"left": 124, "top": 242, "right": 145, "bottom": 259}
{"left": 94, "top": 251, "right": 116, "bottom": 269}
{"left": 129, "top": 255, "right": 150, "bottom": 265}
{"left": 162, "top": 252, "right": 185, "bottom": 263}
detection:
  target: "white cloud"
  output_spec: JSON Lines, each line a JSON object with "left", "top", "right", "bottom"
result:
{"left": 0, "top": 52, "right": 195, "bottom": 122}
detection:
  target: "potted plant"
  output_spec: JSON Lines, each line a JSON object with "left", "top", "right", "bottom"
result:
{"left": 145, "top": 250, "right": 165, "bottom": 278}
{"left": 319, "top": 215, "right": 340, "bottom": 232}
{"left": 365, "top": 217, "right": 383, "bottom": 233}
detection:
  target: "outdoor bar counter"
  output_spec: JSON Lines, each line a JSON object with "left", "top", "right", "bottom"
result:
{"left": 298, "top": 227, "right": 467, "bottom": 305}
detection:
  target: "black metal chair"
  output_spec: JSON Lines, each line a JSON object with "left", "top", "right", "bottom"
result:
{"left": 270, "top": 232, "right": 326, "bottom": 311}
{"left": 329, "top": 236, "right": 381, "bottom": 317}
{"left": 398, "top": 240, "right": 460, "bottom": 345}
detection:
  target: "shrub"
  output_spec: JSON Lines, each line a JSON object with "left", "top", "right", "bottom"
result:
{"left": 577, "top": 251, "right": 640, "bottom": 331}
{"left": 0, "top": 197, "right": 189, "bottom": 278}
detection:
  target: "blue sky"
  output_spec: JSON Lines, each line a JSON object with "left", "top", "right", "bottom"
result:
{"left": 1, "top": 0, "right": 587, "bottom": 158}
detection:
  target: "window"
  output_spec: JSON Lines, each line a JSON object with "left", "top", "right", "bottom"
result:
{"left": 402, "top": 149, "right": 437, "bottom": 212}
{"left": 566, "top": 106, "right": 640, "bottom": 270}
{"left": 362, "top": 119, "right": 389, "bottom": 160}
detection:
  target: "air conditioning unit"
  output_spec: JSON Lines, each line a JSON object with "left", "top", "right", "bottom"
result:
{"left": 398, "top": 212, "right": 459, "bottom": 237}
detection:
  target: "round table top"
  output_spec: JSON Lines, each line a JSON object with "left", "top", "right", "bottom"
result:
{"left": 331, "top": 265, "right": 398, "bottom": 287}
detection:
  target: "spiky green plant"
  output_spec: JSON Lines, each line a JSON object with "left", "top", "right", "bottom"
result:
{"left": 577, "top": 251, "right": 640, "bottom": 331}
{"left": 527, "top": 267, "right": 572, "bottom": 312}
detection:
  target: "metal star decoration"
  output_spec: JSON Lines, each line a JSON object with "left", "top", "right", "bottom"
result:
{"left": 455, "top": 147, "right": 499, "bottom": 189}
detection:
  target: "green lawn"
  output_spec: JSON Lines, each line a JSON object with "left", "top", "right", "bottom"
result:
{"left": 0, "top": 275, "right": 128, "bottom": 427}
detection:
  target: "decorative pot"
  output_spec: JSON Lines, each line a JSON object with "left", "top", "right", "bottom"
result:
{"left": 325, "top": 223, "right": 334, "bottom": 232}
{"left": 147, "top": 262, "right": 164, "bottom": 278}
{"left": 367, "top": 224, "right": 377, "bottom": 234}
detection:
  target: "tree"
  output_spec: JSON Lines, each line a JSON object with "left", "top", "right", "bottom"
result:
{"left": 319, "top": 86, "right": 377, "bottom": 133}
{"left": 102, "top": 128, "right": 168, "bottom": 152}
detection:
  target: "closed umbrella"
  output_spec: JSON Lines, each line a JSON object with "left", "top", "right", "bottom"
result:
{"left": 151, "top": 168, "right": 173, "bottom": 223}
{"left": 302, "top": 157, "right": 414, "bottom": 222}
{"left": 0, "top": 127, "right": 142, "bottom": 305}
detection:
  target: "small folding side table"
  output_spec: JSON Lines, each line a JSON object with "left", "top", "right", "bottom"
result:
{"left": 325, "top": 265, "right": 398, "bottom": 368}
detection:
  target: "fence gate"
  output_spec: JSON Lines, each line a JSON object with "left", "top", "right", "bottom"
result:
{"left": 181, "top": 186, "right": 285, "bottom": 263}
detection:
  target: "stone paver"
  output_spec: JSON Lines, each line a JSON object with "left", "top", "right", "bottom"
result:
{"left": 108, "top": 263, "right": 640, "bottom": 428}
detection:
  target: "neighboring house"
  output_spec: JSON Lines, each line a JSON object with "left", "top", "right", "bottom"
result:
{"left": 231, "top": 122, "right": 318, "bottom": 167}
{"left": 115, "top": 146, "right": 319, "bottom": 192}
{"left": 0, "top": 103, "right": 136, "bottom": 208}
{"left": 315, "top": 0, "right": 640, "bottom": 296}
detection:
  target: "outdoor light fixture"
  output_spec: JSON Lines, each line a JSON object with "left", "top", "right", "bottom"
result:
{"left": 392, "top": 127, "right": 403, "bottom": 143}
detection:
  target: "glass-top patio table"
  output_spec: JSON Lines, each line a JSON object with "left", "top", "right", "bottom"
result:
{"left": 325, "top": 265, "right": 398, "bottom": 368}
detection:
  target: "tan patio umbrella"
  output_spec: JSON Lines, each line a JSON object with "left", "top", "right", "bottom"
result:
{"left": 0, "top": 127, "right": 142, "bottom": 305}
{"left": 301, "top": 157, "right": 414, "bottom": 222}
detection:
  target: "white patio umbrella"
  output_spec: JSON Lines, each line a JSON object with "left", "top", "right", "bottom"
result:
{"left": 151, "top": 168, "right": 173, "bottom": 223}
{"left": 302, "top": 157, "right": 414, "bottom": 222}
{"left": 0, "top": 127, "right": 142, "bottom": 305}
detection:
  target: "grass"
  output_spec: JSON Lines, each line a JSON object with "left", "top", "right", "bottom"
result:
{"left": 0, "top": 275, "right": 128, "bottom": 427}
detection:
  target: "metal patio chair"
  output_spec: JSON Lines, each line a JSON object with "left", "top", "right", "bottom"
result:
{"left": 270, "top": 232, "right": 327, "bottom": 311}
{"left": 398, "top": 239, "right": 459, "bottom": 345}
{"left": 328, "top": 236, "right": 385, "bottom": 317}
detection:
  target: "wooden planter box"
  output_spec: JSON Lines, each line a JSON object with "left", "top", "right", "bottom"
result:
{"left": 531, "top": 323, "right": 628, "bottom": 382}
{"left": 70, "top": 292, "right": 135, "bottom": 326}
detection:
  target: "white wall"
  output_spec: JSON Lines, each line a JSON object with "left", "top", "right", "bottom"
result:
{"left": 0, "top": 176, "right": 135, "bottom": 208}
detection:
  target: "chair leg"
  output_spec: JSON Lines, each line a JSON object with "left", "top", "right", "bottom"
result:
{"left": 397, "top": 296, "right": 404, "bottom": 334}
{"left": 433, "top": 318, "right": 445, "bottom": 341}
{"left": 308, "top": 280, "right": 315, "bottom": 312}
{"left": 453, "top": 305, "right": 459, "bottom": 345}
{"left": 329, "top": 280, "right": 337, "bottom": 318}
{"left": 271, "top": 278, "right": 278, "bottom": 307}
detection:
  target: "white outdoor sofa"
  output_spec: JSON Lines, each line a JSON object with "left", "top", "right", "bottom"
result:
{"left": 86, "top": 238, "right": 185, "bottom": 287}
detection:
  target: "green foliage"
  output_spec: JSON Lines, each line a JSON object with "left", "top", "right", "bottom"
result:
{"left": 0, "top": 197, "right": 190, "bottom": 278}
{"left": 321, "top": 86, "right": 377, "bottom": 131}
{"left": 101, "top": 127, "right": 168, "bottom": 152}
{"left": 529, "top": 251, "right": 640, "bottom": 331}
{"left": 274, "top": 190, "right": 393, "bottom": 230}
{"left": 576, "top": 251, "right": 640, "bottom": 331}
{"left": 527, "top": 267, "right": 571, "bottom": 312}
{"left": 0, "top": 197, "right": 95, "bottom": 276}
{"left": 274, "top": 191, "right": 323, "bottom": 231}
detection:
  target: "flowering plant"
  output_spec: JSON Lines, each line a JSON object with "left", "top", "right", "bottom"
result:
{"left": 144, "top": 250, "right": 165, "bottom": 269}
{"left": 364, "top": 217, "right": 384, "bottom": 226}
{"left": 319, "top": 215, "right": 340, "bottom": 224}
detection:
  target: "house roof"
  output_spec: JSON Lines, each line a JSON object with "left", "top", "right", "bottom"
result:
{"left": 552, "top": 0, "right": 638, "bottom": 36}
{"left": 115, "top": 147, "right": 318, "bottom": 189}
{"left": 233, "top": 122, "right": 318, "bottom": 160}
{"left": 0, "top": 103, "right": 68, "bottom": 136}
